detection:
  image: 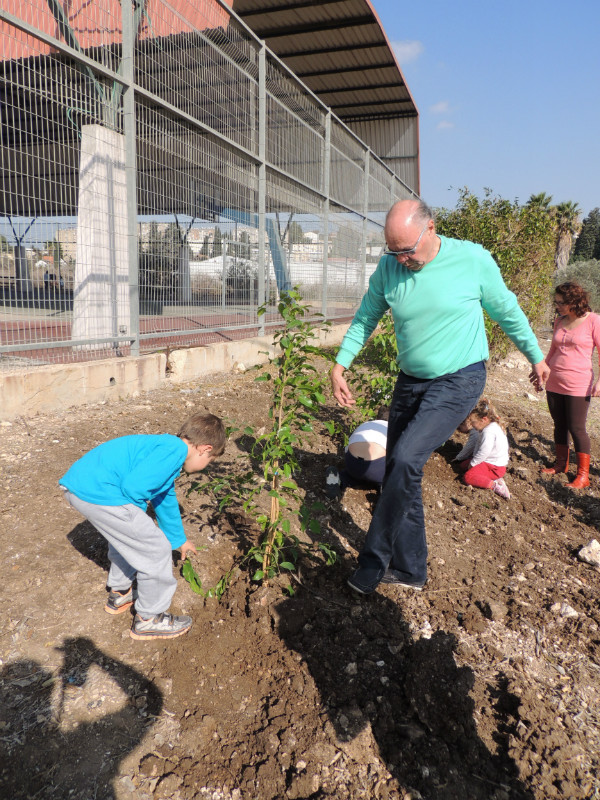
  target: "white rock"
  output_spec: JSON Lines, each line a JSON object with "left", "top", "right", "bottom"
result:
{"left": 419, "top": 620, "right": 433, "bottom": 639}
{"left": 525, "top": 392, "right": 540, "bottom": 402}
{"left": 578, "top": 539, "right": 600, "bottom": 567}
{"left": 551, "top": 601, "right": 579, "bottom": 619}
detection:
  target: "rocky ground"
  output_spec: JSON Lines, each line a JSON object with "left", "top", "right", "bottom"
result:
{"left": 1, "top": 347, "right": 600, "bottom": 800}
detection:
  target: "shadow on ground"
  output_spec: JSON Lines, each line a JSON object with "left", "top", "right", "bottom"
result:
{"left": 0, "top": 637, "right": 162, "bottom": 799}
{"left": 275, "top": 573, "right": 535, "bottom": 800}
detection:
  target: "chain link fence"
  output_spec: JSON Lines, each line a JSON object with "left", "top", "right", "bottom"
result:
{"left": 0, "top": 0, "right": 418, "bottom": 370}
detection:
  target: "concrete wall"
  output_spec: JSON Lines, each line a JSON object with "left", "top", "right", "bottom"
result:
{"left": 0, "top": 324, "right": 348, "bottom": 421}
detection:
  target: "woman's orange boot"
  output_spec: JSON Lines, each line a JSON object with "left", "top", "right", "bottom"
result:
{"left": 567, "top": 453, "right": 590, "bottom": 489}
{"left": 541, "top": 444, "right": 569, "bottom": 475}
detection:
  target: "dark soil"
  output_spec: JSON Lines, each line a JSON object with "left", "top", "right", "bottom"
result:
{"left": 1, "top": 349, "right": 600, "bottom": 800}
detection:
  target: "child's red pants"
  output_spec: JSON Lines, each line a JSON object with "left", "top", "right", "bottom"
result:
{"left": 459, "top": 460, "right": 506, "bottom": 488}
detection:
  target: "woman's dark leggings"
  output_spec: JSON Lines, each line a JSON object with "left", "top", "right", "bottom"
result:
{"left": 546, "top": 391, "right": 591, "bottom": 454}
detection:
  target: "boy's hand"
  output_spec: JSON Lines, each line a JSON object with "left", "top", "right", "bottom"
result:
{"left": 180, "top": 540, "right": 197, "bottom": 560}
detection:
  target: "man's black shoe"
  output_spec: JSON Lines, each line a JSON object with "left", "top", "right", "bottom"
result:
{"left": 380, "top": 569, "right": 425, "bottom": 590}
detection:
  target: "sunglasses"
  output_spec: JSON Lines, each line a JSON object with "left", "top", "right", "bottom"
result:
{"left": 383, "top": 223, "right": 429, "bottom": 257}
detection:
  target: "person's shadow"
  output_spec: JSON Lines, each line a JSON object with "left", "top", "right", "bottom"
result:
{"left": 275, "top": 562, "right": 535, "bottom": 799}
{"left": 0, "top": 637, "right": 162, "bottom": 799}
{"left": 67, "top": 520, "right": 111, "bottom": 569}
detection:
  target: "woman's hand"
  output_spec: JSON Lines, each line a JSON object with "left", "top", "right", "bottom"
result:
{"left": 592, "top": 380, "right": 600, "bottom": 398}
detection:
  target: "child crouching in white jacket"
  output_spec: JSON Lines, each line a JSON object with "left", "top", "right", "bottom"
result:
{"left": 454, "top": 398, "right": 511, "bottom": 500}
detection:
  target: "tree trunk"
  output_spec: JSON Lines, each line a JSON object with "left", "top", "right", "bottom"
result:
{"left": 554, "top": 234, "right": 572, "bottom": 273}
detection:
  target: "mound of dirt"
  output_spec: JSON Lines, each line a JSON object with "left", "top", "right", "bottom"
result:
{"left": 1, "top": 349, "right": 599, "bottom": 800}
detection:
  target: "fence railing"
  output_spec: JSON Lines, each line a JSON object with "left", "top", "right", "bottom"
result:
{"left": 0, "top": 0, "right": 418, "bottom": 370}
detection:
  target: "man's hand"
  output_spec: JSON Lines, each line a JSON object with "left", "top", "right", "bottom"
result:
{"left": 331, "top": 363, "right": 356, "bottom": 407}
{"left": 528, "top": 359, "right": 550, "bottom": 392}
{"left": 179, "top": 540, "right": 197, "bottom": 560}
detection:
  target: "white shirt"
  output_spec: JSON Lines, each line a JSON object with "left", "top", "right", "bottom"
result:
{"left": 455, "top": 422, "right": 509, "bottom": 467}
{"left": 346, "top": 419, "right": 388, "bottom": 452}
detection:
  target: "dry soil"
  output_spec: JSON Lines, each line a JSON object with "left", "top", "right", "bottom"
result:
{"left": 1, "top": 348, "right": 600, "bottom": 800}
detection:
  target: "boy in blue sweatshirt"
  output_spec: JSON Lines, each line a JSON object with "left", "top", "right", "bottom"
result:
{"left": 60, "top": 412, "right": 225, "bottom": 640}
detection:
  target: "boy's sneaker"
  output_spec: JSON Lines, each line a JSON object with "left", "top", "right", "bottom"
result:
{"left": 130, "top": 612, "right": 192, "bottom": 640}
{"left": 492, "top": 478, "right": 511, "bottom": 500}
{"left": 105, "top": 587, "right": 135, "bottom": 615}
{"left": 324, "top": 466, "right": 342, "bottom": 499}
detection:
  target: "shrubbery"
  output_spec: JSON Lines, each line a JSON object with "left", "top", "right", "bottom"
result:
{"left": 559, "top": 259, "right": 600, "bottom": 311}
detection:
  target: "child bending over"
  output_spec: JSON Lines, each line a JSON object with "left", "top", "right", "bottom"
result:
{"left": 454, "top": 399, "right": 511, "bottom": 500}
{"left": 59, "top": 412, "right": 225, "bottom": 640}
{"left": 325, "top": 406, "right": 389, "bottom": 499}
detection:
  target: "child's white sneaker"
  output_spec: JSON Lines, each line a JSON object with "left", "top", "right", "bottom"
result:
{"left": 130, "top": 612, "right": 192, "bottom": 640}
{"left": 492, "top": 478, "right": 511, "bottom": 500}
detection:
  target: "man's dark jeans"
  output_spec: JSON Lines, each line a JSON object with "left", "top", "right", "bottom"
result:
{"left": 351, "top": 365, "right": 486, "bottom": 592}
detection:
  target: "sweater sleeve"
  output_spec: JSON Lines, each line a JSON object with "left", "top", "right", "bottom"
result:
{"left": 152, "top": 486, "right": 186, "bottom": 549}
{"left": 335, "top": 261, "right": 391, "bottom": 369}
{"left": 592, "top": 314, "right": 600, "bottom": 364}
{"left": 478, "top": 252, "right": 544, "bottom": 365}
{"left": 454, "top": 429, "right": 479, "bottom": 462}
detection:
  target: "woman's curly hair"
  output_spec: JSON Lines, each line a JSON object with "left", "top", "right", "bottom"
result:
{"left": 555, "top": 282, "right": 592, "bottom": 317}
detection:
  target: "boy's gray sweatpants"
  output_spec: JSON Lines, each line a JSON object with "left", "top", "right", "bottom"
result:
{"left": 63, "top": 489, "right": 177, "bottom": 617}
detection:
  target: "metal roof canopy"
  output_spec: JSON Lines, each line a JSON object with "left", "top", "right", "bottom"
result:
{"left": 0, "top": 0, "right": 419, "bottom": 221}
{"left": 231, "top": 0, "right": 418, "bottom": 123}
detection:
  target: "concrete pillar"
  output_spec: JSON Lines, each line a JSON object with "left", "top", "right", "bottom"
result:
{"left": 178, "top": 243, "right": 192, "bottom": 304}
{"left": 72, "top": 124, "right": 130, "bottom": 349}
{"left": 14, "top": 244, "right": 33, "bottom": 297}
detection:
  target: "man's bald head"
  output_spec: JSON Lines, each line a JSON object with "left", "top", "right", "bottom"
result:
{"left": 385, "top": 199, "right": 434, "bottom": 234}
{"left": 383, "top": 199, "right": 438, "bottom": 270}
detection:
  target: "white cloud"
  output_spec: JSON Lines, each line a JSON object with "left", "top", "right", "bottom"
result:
{"left": 436, "top": 120, "right": 455, "bottom": 130}
{"left": 430, "top": 101, "right": 450, "bottom": 115}
{"left": 390, "top": 40, "right": 424, "bottom": 66}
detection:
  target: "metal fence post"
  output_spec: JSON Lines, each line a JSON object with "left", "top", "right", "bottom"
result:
{"left": 258, "top": 42, "right": 266, "bottom": 334}
{"left": 361, "top": 148, "right": 370, "bottom": 296}
{"left": 122, "top": 0, "right": 139, "bottom": 355}
{"left": 321, "top": 111, "right": 331, "bottom": 318}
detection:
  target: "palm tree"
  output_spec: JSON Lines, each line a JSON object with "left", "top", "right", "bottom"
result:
{"left": 553, "top": 201, "right": 581, "bottom": 273}
{"left": 527, "top": 191, "right": 553, "bottom": 211}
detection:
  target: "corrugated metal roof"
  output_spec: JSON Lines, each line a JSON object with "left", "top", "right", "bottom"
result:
{"left": 0, "top": 0, "right": 233, "bottom": 60}
{"left": 231, "top": 0, "right": 418, "bottom": 122}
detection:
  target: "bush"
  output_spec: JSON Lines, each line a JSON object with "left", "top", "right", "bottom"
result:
{"left": 559, "top": 259, "right": 600, "bottom": 311}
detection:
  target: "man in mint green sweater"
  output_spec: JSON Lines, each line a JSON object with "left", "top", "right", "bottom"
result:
{"left": 332, "top": 199, "right": 549, "bottom": 595}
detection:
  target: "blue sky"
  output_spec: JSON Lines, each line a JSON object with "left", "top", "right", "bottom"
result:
{"left": 370, "top": 0, "right": 600, "bottom": 218}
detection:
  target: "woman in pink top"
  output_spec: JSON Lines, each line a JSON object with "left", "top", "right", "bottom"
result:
{"left": 542, "top": 282, "right": 600, "bottom": 488}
